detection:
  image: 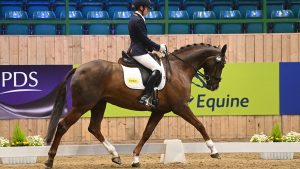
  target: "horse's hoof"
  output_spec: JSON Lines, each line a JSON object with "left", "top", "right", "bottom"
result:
{"left": 210, "top": 153, "right": 221, "bottom": 159}
{"left": 44, "top": 159, "right": 53, "bottom": 169}
{"left": 112, "top": 156, "right": 122, "bottom": 165}
{"left": 131, "top": 162, "right": 141, "bottom": 168}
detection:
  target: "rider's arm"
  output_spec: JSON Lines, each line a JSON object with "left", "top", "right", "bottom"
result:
{"left": 135, "top": 19, "right": 160, "bottom": 52}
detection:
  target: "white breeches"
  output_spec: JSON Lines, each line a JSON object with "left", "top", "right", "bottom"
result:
{"left": 133, "top": 53, "right": 162, "bottom": 72}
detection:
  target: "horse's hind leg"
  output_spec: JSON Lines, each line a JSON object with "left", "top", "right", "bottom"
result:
{"left": 88, "top": 100, "right": 121, "bottom": 165}
{"left": 172, "top": 104, "right": 220, "bottom": 159}
{"left": 132, "top": 111, "right": 164, "bottom": 167}
{"left": 44, "top": 108, "right": 84, "bottom": 169}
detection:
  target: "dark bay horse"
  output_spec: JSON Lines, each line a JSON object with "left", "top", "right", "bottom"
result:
{"left": 44, "top": 43, "right": 227, "bottom": 168}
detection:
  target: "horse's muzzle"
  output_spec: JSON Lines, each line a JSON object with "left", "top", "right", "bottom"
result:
{"left": 206, "top": 83, "right": 219, "bottom": 91}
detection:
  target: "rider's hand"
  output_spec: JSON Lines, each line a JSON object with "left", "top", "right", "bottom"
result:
{"left": 159, "top": 44, "right": 167, "bottom": 53}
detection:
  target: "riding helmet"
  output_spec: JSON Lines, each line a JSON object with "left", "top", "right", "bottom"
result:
{"left": 132, "top": 0, "right": 152, "bottom": 10}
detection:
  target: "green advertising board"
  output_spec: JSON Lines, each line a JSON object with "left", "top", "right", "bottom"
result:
{"left": 82, "top": 63, "right": 279, "bottom": 117}
{"left": 190, "top": 63, "right": 279, "bottom": 116}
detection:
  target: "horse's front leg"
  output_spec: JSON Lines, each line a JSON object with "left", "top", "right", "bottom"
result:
{"left": 172, "top": 103, "right": 220, "bottom": 159}
{"left": 132, "top": 111, "right": 164, "bottom": 167}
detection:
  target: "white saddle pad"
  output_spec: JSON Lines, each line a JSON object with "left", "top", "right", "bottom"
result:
{"left": 121, "top": 60, "right": 166, "bottom": 90}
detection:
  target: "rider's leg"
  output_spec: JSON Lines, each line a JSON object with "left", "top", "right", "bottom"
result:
{"left": 133, "top": 54, "right": 162, "bottom": 104}
{"left": 139, "top": 70, "right": 161, "bottom": 104}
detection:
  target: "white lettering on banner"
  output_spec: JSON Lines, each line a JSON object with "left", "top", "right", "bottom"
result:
{"left": 1, "top": 71, "right": 38, "bottom": 88}
{"left": 2, "top": 72, "right": 12, "bottom": 87}
{"left": 29, "top": 72, "right": 38, "bottom": 87}
{"left": 14, "top": 72, "right": 27, "bottom": 87}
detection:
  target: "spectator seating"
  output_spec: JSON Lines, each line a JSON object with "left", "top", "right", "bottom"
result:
{"left": 27, "top": 0, "right": 51, "bottom": 18}
{"left": 267, "top": 0, "right": 285, "bottom": 18}
{"left": 271, "top": 9, "right": 295, "bottom": 33}
{"left": 53, "top": 0, "right": 77, "bottom": 18}
{"left": 245, "top": 10, "right": 263, "bottom": 33}
{"left": 183, "top": 0, "right": 206, "bottom": 18}
{"left": 289, "top": 0, "right": 300, "bottom": 18}
{"left": 168, "top": 10, "right": 190, "bottom": 34}
{"left": 219, "top": 10, "right": 243, "bottom": 34}
{"left": 60, "top": 10, "right": 84, "bottom": 35}
{"left": 158, "top": 0, "right": 181, "bottom": 16}
{"left": 0, "top": 0, "right": 299, "bottom": 34}
{"left": 236, "top": 0, "right": 261, "bottom": 18}
{"left": 107, "top": 0, "right": 129, "bottom": 18}
{"left": 87, "top": 10, "right": 110, "bottom": 35}
{"left": 0, "top": 1, "right": 23, "bottom": 18}
{"left": 4, "top": 10, "right": 29, "bottom": 35}
{"left": 145, "top": 11, "right": 164, "bottom": 34}
{"left": 210, "top": 0, "right": 233, "bottom": 18}
{"left": 80, "top": 0, "right": 103, "bottom": 18}
{"left": 113, "top": 10, "right": 132, "bottom": 35}
{"left": 193, "top": 10, "right": 217, "bottom": 34}
{"left": 32, "top": 10, "right": 56, "bottom": 35}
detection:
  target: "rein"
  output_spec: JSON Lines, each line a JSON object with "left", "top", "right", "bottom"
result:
{"left": 164, "top": 51, "right": 209, "bottom": 88}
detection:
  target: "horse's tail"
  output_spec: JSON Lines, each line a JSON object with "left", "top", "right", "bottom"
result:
{"left": 45, "top": 68, "right": 76, "bottom": 145}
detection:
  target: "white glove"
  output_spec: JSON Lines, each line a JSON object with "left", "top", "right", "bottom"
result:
{"left": 159, "top": 44, "right": 167, "bottom": 53}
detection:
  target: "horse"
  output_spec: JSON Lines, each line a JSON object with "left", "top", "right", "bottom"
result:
{"left": 44, "top": 43, "right": 227, "bottom": 168}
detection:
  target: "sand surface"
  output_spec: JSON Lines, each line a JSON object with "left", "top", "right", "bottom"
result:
{"left": 1, "top": 153, "right": 300, "bottom": 169}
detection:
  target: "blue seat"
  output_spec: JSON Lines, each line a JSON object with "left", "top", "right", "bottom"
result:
{"left": 267, "top": 0, "right": 285, "bottom": 18}
{"left": 80, "top": 0, "right": 104, "bottom": 18}
{"left": 54, "top": 1, "right": 77, "bottom": 18}
{"left": 27, "top": 0, "right": 51, "bottom": 18}
{"left": 113, "top": 11, "right": 132, "bottom": 35}
{"left": 219, "top": 10, "right": 243, "bottom": 34}
{"left": 210, "top": 0, "right": 233, "bottom": 18}
{"left": 32, "top": 10, "right": 56, "bottom": 35}
{"left": 168, "top": 10, "right": 190, "bottom": 34}
{"left": 183, "top": 0, "right": 206, "bottom": 18}
{"left": 87, "top": 11, "right": 110, "bottom": 35}
{"left": 290, "top": 0, "right": 300, "bottom": 18}
{"left": 158, "top": 0, "right": 181, "bottom": 16}
{"left": 107, "top": 0, "right": 129, "bottom": 18}
{"left": 60, "top": 10, "right": 84, "bottom": 35}
{"left": 193, "top": 11, "right": 217, "bottom": 34}
{"left": 245, "top": 10, "right": 263, "bottom": 33}
{"left": 4, "top": 10, "right": 29, "bottom": 35}
{"left": 0, "top": 1, "right": 23, "bottom": 18}
{"left": 271, "top": 10, "right": 295, "bottom": 33}
{"left": 145, "top": 11, "right": 164, "bottom": 34}
{"left": 236, "top": 0, "right": 260, "bottom": 18}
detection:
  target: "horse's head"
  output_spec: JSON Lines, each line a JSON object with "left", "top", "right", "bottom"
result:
{"left": 202, "top": 44, "right": 227, "bottom": 91}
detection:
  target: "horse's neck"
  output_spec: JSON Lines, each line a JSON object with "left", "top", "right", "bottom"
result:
{"left": 178, "top": 48, "right": 218, "bottom": 70}
{"left": 166, "top": 47, "right": 219, "bottom": 80}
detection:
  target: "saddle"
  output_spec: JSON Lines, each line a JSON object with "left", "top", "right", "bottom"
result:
{"left": 118, "top": 51, "right": 163, "bottom": 108}
{"left": 118, "top": 51, "right": 161, "bottom": 86}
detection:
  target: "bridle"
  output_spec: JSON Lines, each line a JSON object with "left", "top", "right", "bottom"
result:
{"left": 164, "top": 49, "right": 225, "bottom": 88}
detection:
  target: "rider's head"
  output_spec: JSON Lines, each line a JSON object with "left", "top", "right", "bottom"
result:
{"left": 132, "top": 0, "right": 151, "bottom": 16}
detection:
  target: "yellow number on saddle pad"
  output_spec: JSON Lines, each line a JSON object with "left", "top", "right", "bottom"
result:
{"left": 127, "top": 78, "right": 140, "bottom": 84}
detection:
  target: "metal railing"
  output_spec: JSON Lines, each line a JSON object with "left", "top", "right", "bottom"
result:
{"left": 0, "top": 0, "right": 299, "bottom": 34}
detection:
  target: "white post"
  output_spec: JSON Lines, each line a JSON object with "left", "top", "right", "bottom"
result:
{"left": 160, "top": 139, "right": 186, "bottom": 164}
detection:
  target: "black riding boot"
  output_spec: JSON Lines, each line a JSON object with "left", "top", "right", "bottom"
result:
{"left": 138, "top": 70, "right": 162, "bottom": 105}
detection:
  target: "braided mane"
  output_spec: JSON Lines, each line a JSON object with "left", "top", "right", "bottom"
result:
{"left": 172, "top": 43, "right": 219, "bottom": 55}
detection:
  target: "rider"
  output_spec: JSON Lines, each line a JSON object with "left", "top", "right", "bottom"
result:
{"left": 128, "top": 0, "right": 167, "bottom": 105}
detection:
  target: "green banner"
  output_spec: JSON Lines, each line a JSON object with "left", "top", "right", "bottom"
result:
{"left": 82, "top": 63, "right": 279, "bottom": 117}
{"left": 190, "top": 63, "right": 279, "bottom": 116}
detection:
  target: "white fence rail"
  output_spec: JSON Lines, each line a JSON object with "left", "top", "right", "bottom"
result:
{"left": 1, "top": 142, "right": 300, "bottom": 158}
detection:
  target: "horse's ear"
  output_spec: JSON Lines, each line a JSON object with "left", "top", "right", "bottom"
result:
{"left": 221, "top": 44, "right": 227, "bottom": 55}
